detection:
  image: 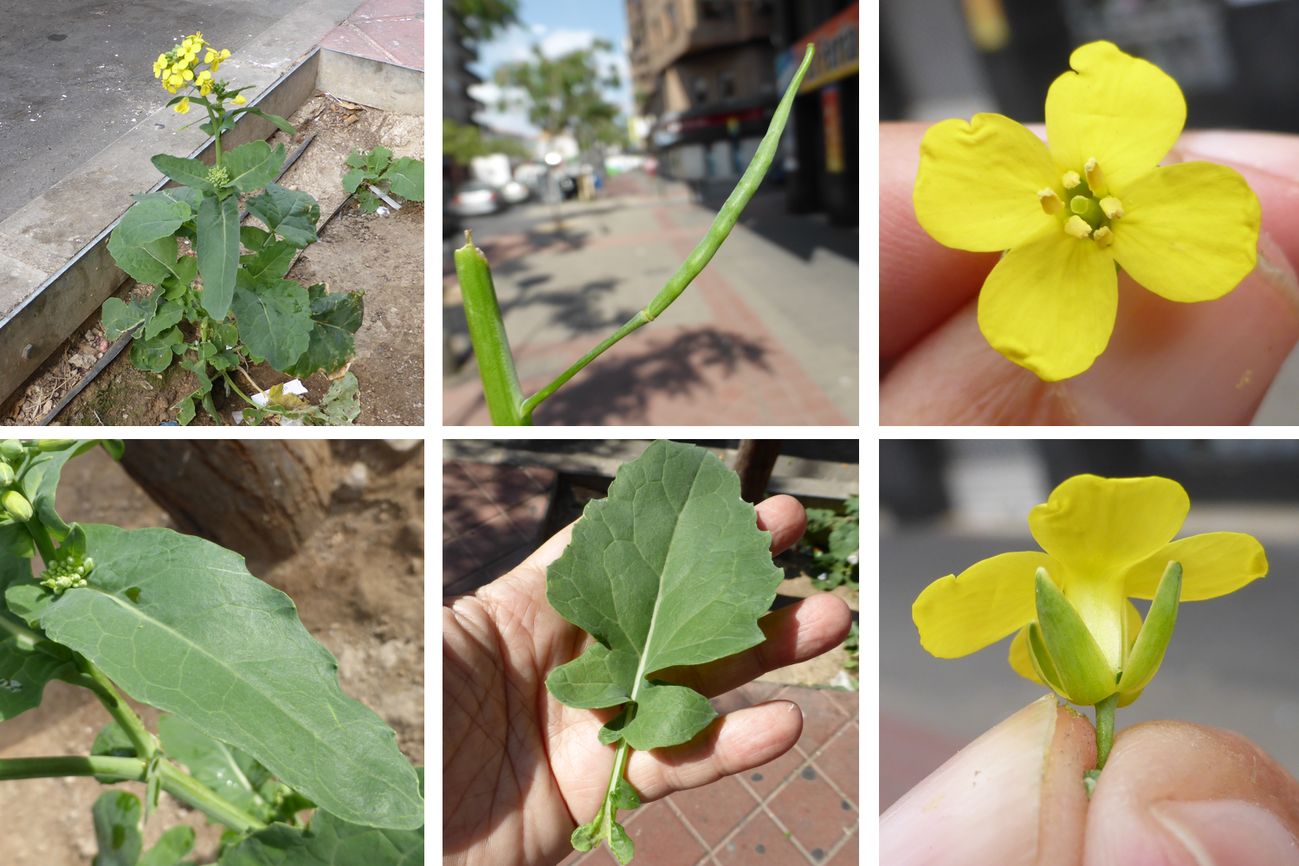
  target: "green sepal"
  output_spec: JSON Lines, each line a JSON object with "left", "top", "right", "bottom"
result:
{"left": 1025, "top": 621, "right": 1066, "bottom": 697}
{"left": 1116, "top": 560, "right": 1182, "bottom": 696}
{"left": 1034, "top": 568, "right": 1115, "bottom": 706}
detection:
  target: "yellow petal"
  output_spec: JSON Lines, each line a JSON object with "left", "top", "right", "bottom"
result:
{"left": 1111, "top": 162, "right": 1260, "bottom": 302}
{"left": 976, "top": 228, "right": 1117, "bottom": 381}
{"left": 1045, "top": 41, "right": 1186, "bottom": 191}
{"left": 1029, "top": 475, "right": 1189, "bottom": 578}
{"left": 913, "top": 113, "right": 1057, "bottom": 252}
{"left": 1007, "top": 627, "right": 1043, "bottom": 685}
{"left": 1123, "top": 531, "right": 1267, "bottom": 601}
{"left": 913, "top": 551, "right": 1052, "bottom": 658}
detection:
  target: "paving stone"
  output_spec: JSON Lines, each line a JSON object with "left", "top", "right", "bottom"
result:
{"left": 769, "top": 765, "right": 859, "bottom": 857}
{"left": 816, "top": 721, "right": 859, "bottom": 804}
{"left": 669, "top": 775, "right": 759, "bottom": 848}
{"left": 714, "top": 812, "right": 806, "bottom": 865}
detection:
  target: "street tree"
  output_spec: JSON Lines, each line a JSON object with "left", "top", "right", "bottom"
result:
{"left": 448, "top": 0, "right": 520, "bottom": 43}
{"left": 493, "top": 41, "right": 626, "bottom": 155}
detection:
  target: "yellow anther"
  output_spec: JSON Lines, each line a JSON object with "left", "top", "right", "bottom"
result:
{"left": 1099, "top": 196, "right": 1124, "bottom": 220}
{"left": 1064, "top": 215, "right": 1093, "bottom": 239}
{"left": 1093, "top": 226, "right": 1114, "bottom": 248}
{"left": 1085, "top": 158, "right": 1106, "bottom": 194}
{"left": 1062, "top": 170, "right": 1082, "bottom": 190}
{"left": 1038, "top": 188, "right": 1063, "bottom": 215}
{"left": 1070, "top": 195, "right": 1091, "bottom": 215}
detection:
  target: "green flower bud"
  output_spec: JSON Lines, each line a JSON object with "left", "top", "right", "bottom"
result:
{"left": 35, "top": 440, "right": 72, "bottom": 451}
{"left": 1, "top": 490, "right": 32, "bottom": 522}
{"left": 0, "top": 463, "right": 13, "bottom": 486}
{"left": 0, "top": 440, "right": 23, "bottom": 461}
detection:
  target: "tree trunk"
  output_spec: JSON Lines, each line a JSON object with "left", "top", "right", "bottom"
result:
{"left": 119, "top": 441, "right": 339, "bottom": 568}
{"left": 733, "top": 440, "right": 782, "bottom": 504}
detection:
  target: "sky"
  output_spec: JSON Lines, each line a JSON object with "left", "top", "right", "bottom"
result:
{"left": 469, "top": 0, "right": 634, "bottom": 138}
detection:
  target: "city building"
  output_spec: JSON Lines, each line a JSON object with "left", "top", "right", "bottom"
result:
{"left": 626, "top": 0, "right": 779, "bottom": 182}
{"left": 443, "top": 5, "right": 484, "bottom": 126}
{"left": 772, "top": 0, "right": 859, "bottom": 226}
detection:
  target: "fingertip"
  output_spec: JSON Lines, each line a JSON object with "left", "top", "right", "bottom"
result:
{"left": 756, "top": 494, "right": 807, "bottom": 553}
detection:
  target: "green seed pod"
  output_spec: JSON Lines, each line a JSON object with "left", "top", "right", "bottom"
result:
{"left": 1, "top": 490, "right": 33, "bottom": 522}
{"left": 0, "top": 463, "right": 13, "bottom": 486}
{"left": 35, "top": 440, "right": 72, "bottom": 451}
{"left": 0, "top": 440, "right": 22, "bottom": 461}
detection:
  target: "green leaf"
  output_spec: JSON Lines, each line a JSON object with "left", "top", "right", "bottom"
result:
{"left": 341, "top": 169, "right": 366, "bottom": 195}
{"left": 241, "top": 240, "right": 298, "bottom": 282}
{"left": 175, "top": 397, "right": 197, "bottom": 427}
{"left": 13, "top": 441, "right": 103, "bottom": 538}
{"left": 241, "top": 226, "right": 272, "bottom": 252}
{"left": 92, "top": 790, "right": 143, "bottom": 866}
{"left": 217, "top": 773, "right": 423, "bottom": 866}
{"left": 315, "top": 373, "right": 360, "bottom": 426}
{"left": 239, "top": 107, "right": 296, "bottom": 136}
{"left": 130, "top": 328, "right": 183, "bottom": 374}
{"left": 546, "top": 440, "right": 780, "bottom": 746}
{"left": 284, "top": 287, "right": 363, "bottom": 377}
{"left": 196, "top": 194, "right": 240, "bottom": 319}
{"left": 152, "top": 154, "right": 217, "bottom": 193}
{"left": 37, "top": 525, "right": 423, "bottom": 830}
{"left": 545, "top": 440, "right": 782, "bottom": 861}
{"left": 231, "top": 275, "right": 312, "bottom": 370}
{"left": 109, "top": 232, "right": 177, "bottom": 286}
{"left": 144, "top": 300, "right": 184, "bottom": 340}
{"left": 115, "top": 194, "right": 193, "bottom": 246}
{"left": 159, "top": 714, "right": 275, "bottom": 821}
{"left": 1033, "top": 568, "right": 1116, "bottom": 706}
{"left": 225, "top": 141, "right": 285, "bottom": 194}
{"left": 384, "top": 158, "right": 423, "bottom": 202}
{"left": 246, "top": 184, "right": 319, "bottom": 248}
{"left": 0, "top": 599, "right": 72, "bottom": 722}
{"left": 102, "top": 293, "right": 160, "bottom": 341}
{"left": 367, "top": 146, "right": 392, "bottom": 175}
{"left": 139, "top": 826, "right": 196, "bottom": 866}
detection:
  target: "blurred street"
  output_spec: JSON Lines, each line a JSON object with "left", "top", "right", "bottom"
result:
{"left": 443, "top": 170, "right": 858, "bottom": 425}
{"left": 880, "top": 441, "right": 1299, "bottom": 811}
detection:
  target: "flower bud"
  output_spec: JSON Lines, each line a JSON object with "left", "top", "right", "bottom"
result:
{"left": 0, "top": 440, "right": 23, "bottom": 461}
{"left": 2, "top": 490, "right": 33, "bottom": 522}
{"left": 0, "top": 463, "right": 13, "bottom": 486}
{"left": 35, "top": 440, "right": 72, "bottom": 451}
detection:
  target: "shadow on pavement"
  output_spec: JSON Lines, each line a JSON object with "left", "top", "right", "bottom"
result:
{"left": 529, "top": 327, "right": 771, "bottom": 425}
{"left": 697, "top": 184, "right": 858, "bottom": 264}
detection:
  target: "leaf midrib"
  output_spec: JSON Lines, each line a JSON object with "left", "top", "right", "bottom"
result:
{"left": 627, "top": 454, "right": 707, "bottom": 702}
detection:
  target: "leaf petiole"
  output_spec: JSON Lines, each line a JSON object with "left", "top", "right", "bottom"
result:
{"left": 73, "top": 655, "right": 158, "bottom": 761}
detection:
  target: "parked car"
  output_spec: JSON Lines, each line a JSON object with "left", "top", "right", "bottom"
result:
{"left": 499, "top": 179, "right": 530, "bottom": 204}
{"left": 449, "top": 181, "right": 502, "bottom": 217}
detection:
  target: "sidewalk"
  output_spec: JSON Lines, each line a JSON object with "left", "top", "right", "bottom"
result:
{"left": 443, "top": 172, "right": 859, "bottom": 426}
{"left": 444, "top": 458, "right": 860, "bottom": 864}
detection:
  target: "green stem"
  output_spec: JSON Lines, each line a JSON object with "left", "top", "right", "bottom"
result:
{"left": 74, "top": 656, "right": 157, "bottom": 760}
{"left": 1094, "top": 693, "right": 1118, "bottom": 770}
{"left": 211, "top": 106, "right": 224, "bottom": 168}
{"left": 0, "top": 756, "right": 266, "bottom": 834}
{"left": 454, "top": 231, "right": 527, "bottom": 425}
{"left": 22, "top": 518, "right": 56, "bottom": 566}
{"left": 517, "top": 45, "right": 816, "bottom": 422}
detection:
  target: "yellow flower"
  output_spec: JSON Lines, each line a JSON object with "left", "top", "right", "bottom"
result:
{"left": 913, "top": 42, "right": 1260, "bottom": 381}
{"left": 912, "top": 474, "right": 1266, "bottom": 707}
{"left": 207, "top": 47, "right": 232, "bottom": 73}
{"left": 174, "top": 97, "right": 190, "bottom": 115}
{"left": 232, "top": 94, "right": 247, "bottom": 106}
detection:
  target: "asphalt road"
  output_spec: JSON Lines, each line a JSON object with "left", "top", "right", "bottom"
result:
{"left": 0, "top": 0, "right": 310, "bottom": 222}
{"left": 882, "top": 528, "right": 1299, "bottom": 780}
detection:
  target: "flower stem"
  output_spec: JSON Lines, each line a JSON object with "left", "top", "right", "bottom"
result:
{"left": 1094, "top": 693, "right": 1118, "bottom": 770}
{"left": 454, "top": 231, "right": 527, "bottom": 425}
{"left": 73, "top": 655, "right": 157, "bottom": 761}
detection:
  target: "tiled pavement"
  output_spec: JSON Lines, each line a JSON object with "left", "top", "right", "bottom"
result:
{"left": 442, "top": 171, "right": 857, "bottom": 426}
{"left": 321, "top": 0, "right": 424, "bottom": 70}
{"left": 444, "top": 459, "right": 860, "bottom": 865}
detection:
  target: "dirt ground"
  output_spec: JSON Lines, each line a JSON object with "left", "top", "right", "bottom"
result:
{"left": 6, "top": 95, "right": 424, "bottom": 426}
{"left": 0, "top": 441, "right": 424, "bottom": 864}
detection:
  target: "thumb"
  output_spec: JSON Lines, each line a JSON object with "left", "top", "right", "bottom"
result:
{"left": 881, "top": 696, "right": 1095, "bottom": 866}
{"left": 1085, "top": 721, "right": 1299, "bottom": 866}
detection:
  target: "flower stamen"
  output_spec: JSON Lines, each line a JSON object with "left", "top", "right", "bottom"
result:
{"left": 1038, "top": 188, "right": 1064, "bottom": 215}
{"left": 1084, "top": 157, "right": 1107, "bottom": 194}
{"left": 1099, "top": 196, "right": 1124, "bottom": 220}
{"left": 1062, "top": 170, "right": 1082, "bottom": 191}
{"left": 1093, "top": 226, "right": 1114, "bottom": 248}
{"left": 1065, "top": 215, "right": 1093, "bottom": 239}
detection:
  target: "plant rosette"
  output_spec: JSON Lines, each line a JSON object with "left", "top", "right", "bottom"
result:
{"left": 0, "top": 440, "right": 423, "bottom": 864}
{"left": 104, "top": 32, "right": 364, "bottom": 425}
{"left": 913, "top": 41, "right": 1260, "bottom": 381}
{"left": 911, "top": 473, "right": 1267, "bottom": 792}
{"left": 342, "top": 146, "right": 425, "bottom": 214}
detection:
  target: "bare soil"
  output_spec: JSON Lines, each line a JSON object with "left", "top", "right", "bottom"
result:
{"left": 0, "top": 442, "right": 424, "bottom": 865}
{"left": 5, "top": 96, "right": 424, "bottom": 426}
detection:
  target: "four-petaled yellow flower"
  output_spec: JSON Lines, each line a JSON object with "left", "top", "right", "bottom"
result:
{"left": 152, "top": 32, "right": 237, "bottom": 112}
{"left": 913, "top": 42, "right": 1261, "bottom": 381}
{"left": 174, "top": 97, "right": 191, "bottom": 115}
{"left": 913, "top": 474, "right": 1266, "bottom": 708}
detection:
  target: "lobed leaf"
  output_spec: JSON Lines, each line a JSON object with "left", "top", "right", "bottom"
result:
{"left": 384, "top": 159, "right": 424, "bottom": 202}
{"left": 152, "top": 155, "right": 217, "bottom": 194}
{"left": 224, "top": 141, "right": 285, "bottom": 194}
{"left": 109, "top": 233, "right": 181, "bottom": 286}
{"left": 93, "top": 791, "right": 143, "bottom": 866}
{"left": 36, "top": 525, "right": 423, "bottom": 829}
{"left": 115, "top": 194, "right": 193, "bottom": 247}
{"left": 231, "top": 273, "right": 312, "bottom": 371}
{"left": 247, "top": 184, "right": 319, "bottom": 248}
{"left": 283, "top": 286, "right": 363, "bottom": 378}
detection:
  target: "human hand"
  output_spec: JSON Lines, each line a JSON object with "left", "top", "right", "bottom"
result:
{"left": 881, "top": 696, "right": 1299, "bottom": 865}
{"left": 443, "top": 494, "right": 853, "bottom": 866}
{"left": 881, "top": 123, "right": 1299, "bottom": 424}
